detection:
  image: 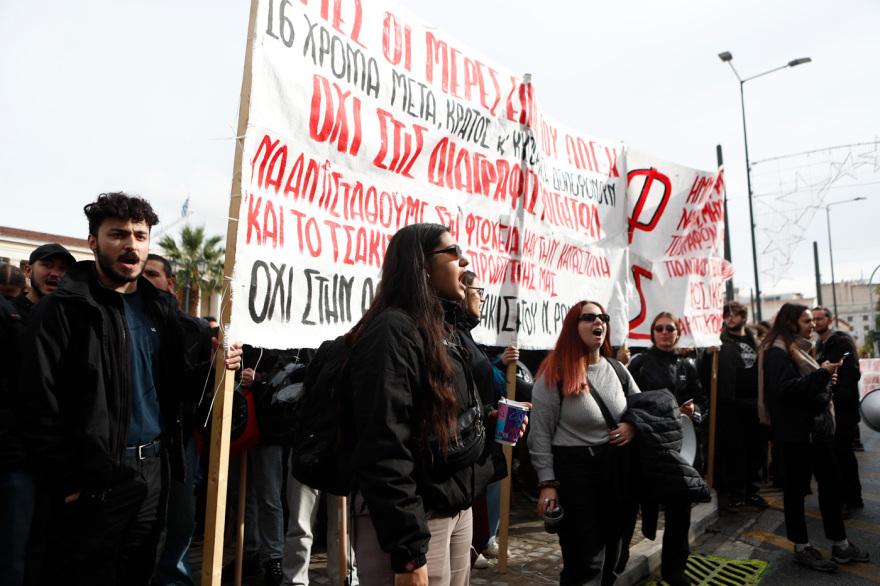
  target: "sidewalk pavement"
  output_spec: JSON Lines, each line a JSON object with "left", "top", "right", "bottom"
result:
{"left": 191, "top": 489, "right": 718, "bottom": 585}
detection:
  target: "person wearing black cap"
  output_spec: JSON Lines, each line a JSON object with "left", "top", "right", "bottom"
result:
{"left": 10, "top": 243, "right": 76, "bottom": 324}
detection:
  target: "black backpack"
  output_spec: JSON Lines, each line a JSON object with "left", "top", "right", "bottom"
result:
{"left": 289, "top": 336, "right": 356, "bottom": 496}
{"left": 256, "top": 358, "right": 309, "bottom": 445}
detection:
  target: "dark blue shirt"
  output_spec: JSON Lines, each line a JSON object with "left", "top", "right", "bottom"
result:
{"left": 122, "top": 290, "right": 164, "bottom": 445}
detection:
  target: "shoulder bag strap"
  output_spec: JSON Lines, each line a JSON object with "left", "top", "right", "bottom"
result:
{"left": 586, "top": 378, "right": 618, "bottom": 429}
{"left": 606, "top": 357, "right": 630, "bottom": 397}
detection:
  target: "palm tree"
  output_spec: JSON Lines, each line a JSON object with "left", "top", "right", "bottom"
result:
{"left": 159, "top": 225, "right": 224, "bottom": 315}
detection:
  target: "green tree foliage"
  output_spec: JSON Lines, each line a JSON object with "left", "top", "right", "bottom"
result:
{"left": 158, "top": 225, "right": 224, "bottom": 315}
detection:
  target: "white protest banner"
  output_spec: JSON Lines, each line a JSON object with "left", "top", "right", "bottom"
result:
{"left": 622, "top": 149, "right": 732, "bottom": 348}
{"left": 860, "top": 359, "right": 880, "bottom": 397}
{"left": 225, "top": 0, "right": 731, "bottom": 352}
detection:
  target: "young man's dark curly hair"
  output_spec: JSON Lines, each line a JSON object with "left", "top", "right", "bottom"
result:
{"left": 83, "top": 192, "right": 160, "bottom": 236}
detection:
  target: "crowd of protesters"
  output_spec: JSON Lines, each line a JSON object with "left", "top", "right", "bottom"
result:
{"left": 0, "top": 208, "right": 871, "bottom": 586}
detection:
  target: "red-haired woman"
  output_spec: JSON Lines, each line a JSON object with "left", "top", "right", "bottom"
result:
{"left": 760, "top": 303, "right": 869, "bottom": 572}
{"left": 528, "top": 301, "right": 640, "bottom": 585}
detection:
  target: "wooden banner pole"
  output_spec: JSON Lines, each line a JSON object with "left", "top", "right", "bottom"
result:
{"left": 201, "top": 0, "right": 259, "bottom": 583}
{"left": 234, "top": 452, "right": 248, "bottom": 586}
{"left": 497, "top": 360, "right": 518, "bottom": 574}
{"left": 706, "top": 350, "right": 719, "bottom": 490}
{"left": 338, "top": 496, "right": 348, "bottom": 586}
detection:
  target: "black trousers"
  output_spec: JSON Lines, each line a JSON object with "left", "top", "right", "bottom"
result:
{"left": 554, "top": 445, "right": 634, "bottom": 586}
{"left": 661, "top": 502, "right": 692, "bottom": 579}
{"left": 781, "top": 441, "right": 846, "bottom": 544}
{"left": 832, "top": 424, "right": 862, "bottom": 505}
{"left": 41, "top": 450, "right": 170, "bottom": 586}
{"left": 717, "top": 401, "right": 766, "bottom": 500}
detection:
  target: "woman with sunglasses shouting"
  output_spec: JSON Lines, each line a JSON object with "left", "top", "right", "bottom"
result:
{"left": 625, "top": 312, "right": 708, "bottom": 586}
{"left": 528, "top": 301, "right": 641, "bottom": 586}
{"left": 346, "top": 224, "right": 496, "bottom": 586}
{"left": 455, "top": 271, "right": 525, "bottom": 567}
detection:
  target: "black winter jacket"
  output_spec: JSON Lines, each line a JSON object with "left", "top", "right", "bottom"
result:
{"left": 349, "top": 308, "right": 493, "bottom": 573}
{"left": 452, "top": 303, "right": 507, "bottom": 484}
{"left": 816, "top": 331, "right": 861, "bottom": 427}
{"left": 19, "top": 261, "right": 187, "bottom": 498}
{"left": 158, "top": 290, "right": 215, "bottom": 439}
{"left": 628, "top": 347, "right": 708, "bottom": 425}
{"left": 9, "top": 292, "right": 34, "bottom": 324}
{"left": 623, "top": 390, "right": 709, "bottom": 540}
{"left": 0, "top": 296, "right": 25, "bottom": 470}
{"left": 699, "top": 328, "right": 759, "bottom": 404}
{"left": 763, "top": 346, "right": 834, "bottom": 444}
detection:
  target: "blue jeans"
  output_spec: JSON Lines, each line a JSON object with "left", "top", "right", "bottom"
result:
{"left": 155, "top": 436, "right": 197, "bottom": 586}
{"left": 0, "top": 468, "right": 47, "bottom": 586}
{"left": 0, "top": 468, "right": 34, "bottom": 585}
{"left": 230, "top": 444, "right": 285, "bottom": 561}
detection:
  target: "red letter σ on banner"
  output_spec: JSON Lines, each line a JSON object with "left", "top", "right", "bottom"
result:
{"left": 627, "top": 265, "right": 654, "bottom": 340}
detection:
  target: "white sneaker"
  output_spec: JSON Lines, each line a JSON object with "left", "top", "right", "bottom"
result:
{"left": 482, "top": 542, "right": 511, "bottom": 559}
{"left": 473, "top": 554, "right": 490, "bottom": 569}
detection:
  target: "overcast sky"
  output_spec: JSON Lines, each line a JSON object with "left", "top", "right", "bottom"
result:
{"left": 2, "top": 0, "right": 877, "bottom": 299}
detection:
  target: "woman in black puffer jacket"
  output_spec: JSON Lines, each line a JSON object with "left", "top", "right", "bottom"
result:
{"left": 625, "top": 312, "right": 708, "bottom": 586}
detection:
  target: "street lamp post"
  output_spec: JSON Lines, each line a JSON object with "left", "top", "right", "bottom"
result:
{"left": 718, "top": 51, "right": 811, "bottom": 322}
{"left": 825, "top": 197, "right": 866, "bottom": 324}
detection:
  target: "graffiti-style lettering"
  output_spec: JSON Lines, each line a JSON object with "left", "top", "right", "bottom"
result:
{"left": 302, "top": 16, "right": 377, "bottom": 95}
{"left": 301, "top": 269, "right": 355, "bottom": 326}
{"left": 373, "top": 108, "right": 427, "bottom": 177}
{"left": 390, "top": 70, "right": 436, "bottom": 124}
{"left": 424, "top": 32, "right": 502, "bottom": 115}
{"left": 309, "top": 75, "right": 363, "bottom": 157}
{"left": 627, "top": 265, "right": 654, "bottom": 339}
{"left": 248, "top": 261, "right": 295, "bottom": 324}
{"left": 627, "top": 167, "right": 672, "bottom": 244}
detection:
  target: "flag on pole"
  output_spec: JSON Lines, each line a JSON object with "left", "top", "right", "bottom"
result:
{"left": 181, "top": 195, "right": 190, "bottom": 218}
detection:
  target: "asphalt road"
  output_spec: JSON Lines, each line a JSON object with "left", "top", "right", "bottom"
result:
{"left": 687, "top": 422, "right": 880, "bottom": 585}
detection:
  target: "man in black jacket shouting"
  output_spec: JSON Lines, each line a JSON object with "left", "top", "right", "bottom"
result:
{"left": 19, "top": 192, "right": 240, "bottom": 586}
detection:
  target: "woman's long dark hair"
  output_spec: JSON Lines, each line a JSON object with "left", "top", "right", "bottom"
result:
{"left": 345, "top": 223, "right": 458, "bottom": 452}
{"left": 761, "top": 302, "right": 813, "bottom": 360}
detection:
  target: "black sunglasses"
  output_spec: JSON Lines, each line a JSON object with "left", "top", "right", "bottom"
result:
{"left": 654, "top": 325, "right": 676, "bottom": 333}
{"left": 426, "top": 244, "right": 463, "bottom": 259}
{"left": 467, "top": 286, "right": 485, "bottom": 298}
{"left": 578, "top": 313, "right": 610, "bottom": 323}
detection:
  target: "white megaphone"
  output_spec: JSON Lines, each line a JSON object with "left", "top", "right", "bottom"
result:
{"left": 860, "top": 388, "right": 880, "bottom": 433}
{"left": 680, "top": 413, "right": 697, "bottom": 466}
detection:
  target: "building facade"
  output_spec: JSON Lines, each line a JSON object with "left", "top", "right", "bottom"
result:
{"left": 0, "top": 225, "right": 220, "bottom": 318}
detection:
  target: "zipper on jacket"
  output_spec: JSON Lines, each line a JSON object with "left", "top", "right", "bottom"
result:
{"left": 114, "top": 304, "right": 132, "bottom": 469}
